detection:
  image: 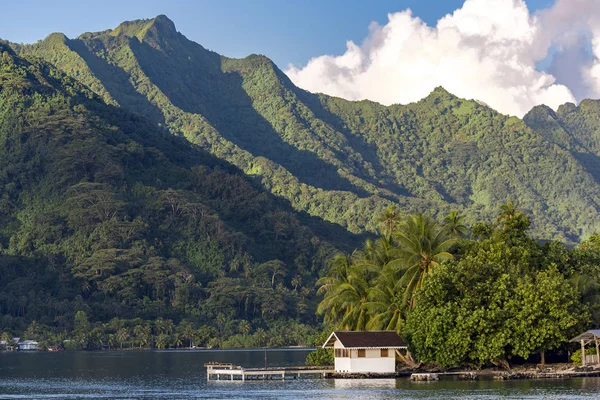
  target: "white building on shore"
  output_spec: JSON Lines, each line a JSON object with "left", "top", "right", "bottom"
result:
{"left": 322, "top": 331, "right": 407, "bottom": 374}
{"left": 17, "top": 340, "right": 39, "bottom": 351}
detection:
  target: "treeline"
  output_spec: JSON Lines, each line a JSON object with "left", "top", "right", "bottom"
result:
{"left": 1, "top": 312, "right": 319, "bottom": 350}
{"left": 316, "top": 203, "right": 600, "bottom": 368}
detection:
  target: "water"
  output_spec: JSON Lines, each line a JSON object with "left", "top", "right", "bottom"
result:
{"left": 1, "top": 349, "right": 599, "bottom": 399}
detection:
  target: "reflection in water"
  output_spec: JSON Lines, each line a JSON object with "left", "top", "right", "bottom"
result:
{"left": 1, "top": 350, "right": 600, "bottom": 399}
{"left": 334, "top": 378, "right": 397, "bottom": 390}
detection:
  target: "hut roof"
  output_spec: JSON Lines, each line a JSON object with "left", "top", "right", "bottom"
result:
{"left": 322, "top": 331, "right": 406, "bottom": 349}
{"left": 569, "top": 330, "right": 600, "bottom": 343}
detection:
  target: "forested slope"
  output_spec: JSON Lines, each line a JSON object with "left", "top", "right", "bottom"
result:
{"left": 0, "top": 42, "right": 353, "bottom": 339}
{"left": 10, "top": 15, "right": 600, "bottom": 243}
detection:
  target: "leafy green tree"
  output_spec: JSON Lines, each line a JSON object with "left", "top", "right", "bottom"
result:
{"left": 305, "top": 331, "right": 333, "bottom": 366}
{"left": 406, "top": 234, "right": 587, "bottom": 368}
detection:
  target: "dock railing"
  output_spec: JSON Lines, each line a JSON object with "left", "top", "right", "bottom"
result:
{"left": 205, "top": 363, "right": 333, "bottom": 381}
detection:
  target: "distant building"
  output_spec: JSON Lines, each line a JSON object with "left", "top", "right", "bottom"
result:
{"left": 322, "top": 331, "right": 406, "bottom": 373}
{"left": 18, "top": 340, "right": 39, "bottom": 351}
{"left": 0, "top": 338, "right": 20, "bottom": 351}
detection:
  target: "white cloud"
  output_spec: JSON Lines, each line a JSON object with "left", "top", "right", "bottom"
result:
{"left": 286, "top": 0, "right": 600, "bottom": 117}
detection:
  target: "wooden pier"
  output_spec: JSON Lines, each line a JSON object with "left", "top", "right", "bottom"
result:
{"left": 205, "top": 362, "right": 334, "bottom": 381}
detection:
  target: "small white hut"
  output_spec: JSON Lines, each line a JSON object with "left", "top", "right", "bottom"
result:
{"left": 322, "top": 331, "right": 406, "bottom": 373}
{"left": 18, "top": 340, "right": 39, "bottom": 351}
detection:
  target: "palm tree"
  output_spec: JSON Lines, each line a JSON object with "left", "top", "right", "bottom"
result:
{"left": 316, "top": 253, "right": 353, "bottom": 327}
{"left": 570, "top": 274, "right": 600, "bottom": 326}
{"left": 353, "top": 236, "right": 399, "bottom": 273}
{"left": 164, "top": 319, "right": 174, "bottom": 335}
{"left": 156, "top": 334, "right": 169, "bottom": 350}
{"left": 25, "top": 320, "right": 39, "bottom": 339}
{"left": 116, "top": 328, "right": 129, "bottom": 349}
{"left": 181, "top": 322, "right": 195, "bottom": 348}
{"left": 317, "top": 259, "right": 371, "bottom": 331}
{"left": 395, "top": 214, "right": 456, "bottom": 308}
{"left": 238, "top": 320, "right": 251, "bottom": 337}
{"left": 107, "top": 334, "right": 117, "bottom": 350}
{"left": 444, "top": 210, "right": 467, "bottom": 238}
{"left": 498, "top": 200, "right": 518, "bottom": 222}
{"left": 133, "top": 323, "right": 148, "bottom": 349}
{"left": 172, "top": 333, "right": 183, "bottom": 349}
{"left": 377, "top": 205, "right": 402, "bottom": 238}
{"left": 154, "top": 318, "right": 165, "bottom": 335}
{"left": 365, "top": 265, "right": 406, "bottom": 332}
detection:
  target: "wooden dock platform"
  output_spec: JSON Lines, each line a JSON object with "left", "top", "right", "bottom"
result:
{"left": 205, "top": 362, "right": 334, "bottom": 381}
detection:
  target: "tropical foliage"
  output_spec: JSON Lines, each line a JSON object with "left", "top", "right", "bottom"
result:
{"left": 0, "top": 42, "right": 347, "bottom": 346}
{"left": 316, "top": 205, "right": 600, "bottom": 368}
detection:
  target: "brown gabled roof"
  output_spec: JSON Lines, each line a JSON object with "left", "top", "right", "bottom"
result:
{"left": 322, "top": 331, "right": 406, "bottom": 349}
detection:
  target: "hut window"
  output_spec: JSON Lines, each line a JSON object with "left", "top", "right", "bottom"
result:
{"left": 336, "top": 349, "right": 350, "bottom": 357}
{"left": 358, "top": 349, "right": 366, "bottom": 358}
{"left": 381, "top": 349, "right": 388, "bottom": 357}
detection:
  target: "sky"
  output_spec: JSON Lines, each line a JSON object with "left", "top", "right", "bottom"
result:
{"left": 1, "top": 0, "right": 596, "bottom": 117}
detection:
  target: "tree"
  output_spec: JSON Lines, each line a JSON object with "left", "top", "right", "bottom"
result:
{"left": 570, "top": 274, "right": 600, "bottom": 327}
{"left": 317, "top": 261, "right": 371, "bottom": 331}
{"left": 377, "top": 205, "right": 402, "bottom": 238}
{"left": 395, "top": 214, "right": 456, "bottom": 308}
{"left": 444, "top": 210, "right": 467, "bottom": 238}
{"left": 133, "top": 324, "right": 150, "bottom": 349}
{"left": 156, "top": 334, "right": 169, "bottom": 350}
{"left": 365, "top": 265, "right": 405, "bottom": 332}
{"left": 116, "top": 328, "right": 129, "bottom": 349}
{"left": 24, "top": 320, "right": 39, "bottom": 339}
{"left": 508, "top": 266, "right": 588, "bottom": 365}
{"left": 181, "top": 322, "right": 195, "bottom": 348}
{"left": 172, "top": 333, "right": 183, "bottom": 348}
{"left": 406, "top": 235, "right": 588, "bottom": 368}
{"left": 238, "top": 320, "right": 251, "bottom": 337}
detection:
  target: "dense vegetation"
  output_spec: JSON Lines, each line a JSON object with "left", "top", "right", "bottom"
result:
{"left": 315, "top": 204, "right": 600, "bottom": 367}
{"left": 4, "top": 16, "right": 600, "bottom": 356}
{"left": 9, "top": 15, "right": 600, "bottom": 243}
{"left": 0, "top": 42, "right": 355, "bottom": 348}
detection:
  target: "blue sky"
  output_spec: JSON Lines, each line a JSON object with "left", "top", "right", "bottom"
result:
{"left": 1, "top": 0, "right": 556, "bottom": 69}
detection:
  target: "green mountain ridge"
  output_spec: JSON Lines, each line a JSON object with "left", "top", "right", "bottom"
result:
{"left": 7, "top": 14, "right": 600, "bottom": 243}
{"left": 0, "top": 41, "right": 358, "bottom": 337}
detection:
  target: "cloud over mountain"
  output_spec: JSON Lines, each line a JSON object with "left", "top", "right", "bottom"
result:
{"left": 286, "top": 0, "right": 600, "bottom": 117}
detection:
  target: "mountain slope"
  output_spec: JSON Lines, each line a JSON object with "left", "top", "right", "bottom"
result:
{"left": 0, "top": 42, "right": 352, "bottom": 334}
{"left": 10, "top": 15, "right": 600, "bottom": 242}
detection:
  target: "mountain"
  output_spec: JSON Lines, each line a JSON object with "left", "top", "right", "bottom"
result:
{"left": 0, "top": 42, "right": 358, "bottom": 338}
{"left": 10, "top": 15, "right": 600, "bottom": 243}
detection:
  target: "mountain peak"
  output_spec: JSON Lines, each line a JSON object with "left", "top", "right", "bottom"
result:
{"left": 110, "top": 15, "right": 177, "bottom": 42}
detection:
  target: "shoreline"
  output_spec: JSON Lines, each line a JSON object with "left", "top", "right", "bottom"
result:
{"left": 329, "top": 368, "right": 600, "bottom": 380}
{"left": 1, "top": 346, "right": 316, "bottom": 353}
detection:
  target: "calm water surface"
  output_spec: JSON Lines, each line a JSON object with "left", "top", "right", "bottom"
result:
{"left": 0, "top": 349, "right": 599, "bottom": 399}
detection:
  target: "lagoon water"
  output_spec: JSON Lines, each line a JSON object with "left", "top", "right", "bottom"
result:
{"left": 1, "top": 349, "right": 600, "bottom": 399}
